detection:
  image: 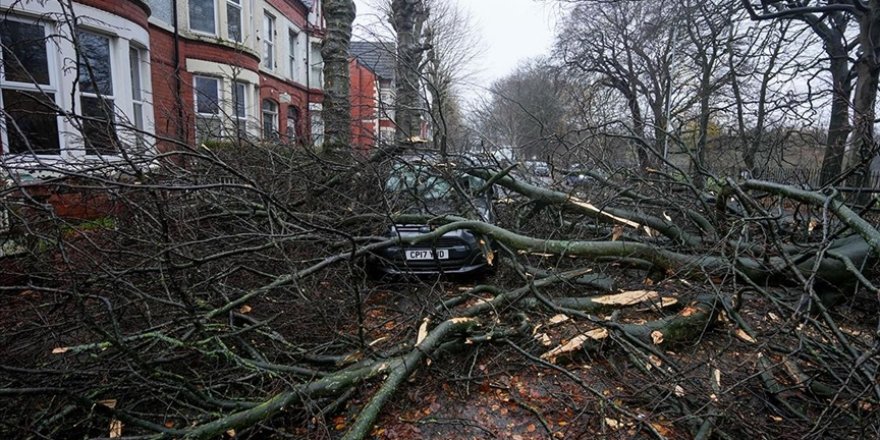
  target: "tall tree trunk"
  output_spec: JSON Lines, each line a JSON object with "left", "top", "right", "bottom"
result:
{"left": 321, "top": 0, "right": 356, "bottom": 155}
{"left": 820, "top": 53, "right": 853, "bottom": 184}
{"left": 624, "top": 87, "right": 650, "bottom": 169}
{"left": 847, "top": 2, "right": 880, "bottom": 200}
{"left": 391, "top": 0, "right": 428, "bottom": 145}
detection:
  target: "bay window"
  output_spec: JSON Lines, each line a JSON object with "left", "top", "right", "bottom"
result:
{"left": 0, "top": 11, "right": 154, "bottom": 161}
{"left": 0, "top": 18, "right": 60, "bottom": 154}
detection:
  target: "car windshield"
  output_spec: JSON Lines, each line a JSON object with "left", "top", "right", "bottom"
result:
{"left": 385, "top": 165, "right": 485, "bottom": 201}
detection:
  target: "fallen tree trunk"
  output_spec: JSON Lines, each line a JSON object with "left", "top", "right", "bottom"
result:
{"left": 469, "top": 169, "right": 705, "bottom": 247}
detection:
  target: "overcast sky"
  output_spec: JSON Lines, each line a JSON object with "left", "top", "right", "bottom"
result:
{"left": 352, "top": 0, "right": 561, "bottom": 90}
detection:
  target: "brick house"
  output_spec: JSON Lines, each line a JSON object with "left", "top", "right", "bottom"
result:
{"left": 349, "top": 58, "right": 378, "bottom": 152}
{"left": 350, "top": 40, "right": 432, "bottom": 145}
{"left": 0, "top": 0, "right": 328, "bottom": 167}
{"left": 350, "top": 41, "right": 397, "bottom": 144}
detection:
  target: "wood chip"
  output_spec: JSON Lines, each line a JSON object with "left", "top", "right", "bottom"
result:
{"left": 548, "top": 314, "right": 569, "bottom": 325}
{"left": 416, "top": 318, "right": 430, "bottom": 345}
{"left": 541, "top": 328, "right": 609, "bottom": 362}
{"left": 591, "top": 290, "right": 660, "bottom": 306}
{"left": 734, "top": 328, "right": 757, "bottom": 344}
{"left": 651, "top": 331, "right": 665, "bottom": 345}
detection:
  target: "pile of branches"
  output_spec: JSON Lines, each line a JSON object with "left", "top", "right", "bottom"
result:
{"left": 0, "top": 144, "right": 878, "bottom": 439}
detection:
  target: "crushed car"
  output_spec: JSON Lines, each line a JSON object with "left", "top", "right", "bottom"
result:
{"left": 368, "top": 155, "right": 496, "bottom": 276}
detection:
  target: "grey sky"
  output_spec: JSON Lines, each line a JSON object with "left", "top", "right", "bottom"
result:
{"left": 352, "top": 0, "right": 560, "bottom": 89}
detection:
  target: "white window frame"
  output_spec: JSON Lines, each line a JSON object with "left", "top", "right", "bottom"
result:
{"left": 226, "top": 0, "right": 243, "bottom": 43}
{"left": 288, "top": 28, "right": 301, "bottom": 81}
{"left": 0, "top": 16, "right": 64, "bottom": 157}
{"left": 129, "top": 46, "right": 147, "bottom": 149}
{"left": 232, "top": 81, "right": 248, "bottom": 138}
{"left": 76, "top": 29, "right": 120, "bottom": 156}
{"left": 189, "top": 0, "right": 218, "bottom": 35}
{"left": 263, "top": 12, "right": 276, "bottom": 70}
{"left": 309, "top": 103, "right": 323, "bottom": 147}
{"left": 262, "top": 99, "right": 278, "bottom": 140}
{"left": 309, "top": 41, "right": 323, "bottom": 89}
{"left": 0, "top": 5, "right": 154, "bottom": 167}
{"left": 194, "top": 76, "right": 222, "bottom": 143}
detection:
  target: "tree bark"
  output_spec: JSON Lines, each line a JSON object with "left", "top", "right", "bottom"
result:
{"left": 846, "top": 1, "right": 880, "bottom": 198}
{"left": 391, "top": 0, "right": 429, "bottom": 144}
{"left": 321, "top": 0, "right": 356, "bottom": 154}
{"left": 819, "top": 53, "right": 853, "bottom": 184}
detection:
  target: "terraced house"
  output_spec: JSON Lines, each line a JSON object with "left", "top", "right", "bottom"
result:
{"left": 0, "top": 0, "right": 328, "bottom": 166}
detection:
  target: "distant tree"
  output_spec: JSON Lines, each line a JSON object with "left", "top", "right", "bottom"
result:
{"left": 740, "top": 0, "right": 859, "bottom": 186}
{"left": 423, "top": 0, "right": 483, "bottom": 154}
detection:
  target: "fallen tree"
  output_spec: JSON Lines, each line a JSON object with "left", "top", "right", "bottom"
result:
{"left": 1, "top": 148, "right": 878, "bottom": 439}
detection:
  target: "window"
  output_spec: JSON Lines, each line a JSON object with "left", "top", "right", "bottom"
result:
{"left": 262, "top": 99, "right": 278, "bottom": 140}
{"left": 0, "top": 18, "right": 60, "bottom": 154}
{"left": 77, "top": 30, "right": 119, "bottom": 155}
{"left": 309, "top": 42, "right": 322, "bottom": 88}
{"left": 144, "top": 0, "right": 174, "bottom": 25}
{"left": 194, "top": 76, "right": 222, "bottom": 143}
{"left": 233, "top": 82, "right": 247, "bottom": 138}
{"left": 288, "top": 30, "right": 300, "bottom": 80}
{"left": 129, "top": 47, "right": 146, "bottom": 149}
{"left": 189, "top": 0, "right": 217, "bottom": 34}
{"left": 227, "top": 0, "right": 242, "bottom": 42}
{"left": 263, "top": 13, "right": 275, "bottom": 70}
{"left": 286, "top": 106, "right": 299, "bottom": 142}
{"left": 309, "top": 103, "right": 323, "bottom": 147}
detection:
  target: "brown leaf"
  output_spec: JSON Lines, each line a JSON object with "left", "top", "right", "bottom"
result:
{"left": 238, "top": 305, "right": 252, "bottom": 314}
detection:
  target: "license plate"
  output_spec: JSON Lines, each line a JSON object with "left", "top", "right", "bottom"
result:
{"left": 405, "top": 249, "right": 449, "bottom": 261}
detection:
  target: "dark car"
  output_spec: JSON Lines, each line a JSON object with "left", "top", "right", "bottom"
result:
{"left": 369, "top": 158, "right": 495, "bottom": 276}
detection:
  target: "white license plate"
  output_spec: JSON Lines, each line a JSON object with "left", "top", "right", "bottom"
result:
{"left": 405, "top": 249, "right": 450, "bottom": 261}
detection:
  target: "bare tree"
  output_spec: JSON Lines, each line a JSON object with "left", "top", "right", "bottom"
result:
{"left": 556, "top": 0, "right": 682, "bottom": 169}
{"left": 740, "top": 0, "right": 858, "bottom": 185}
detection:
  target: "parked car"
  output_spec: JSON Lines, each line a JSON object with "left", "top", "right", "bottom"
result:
{"left": 563, "top": 164, "right": 607, "bottom": 187}
{"left": 368, "top": 157, "right": 496, "bottom": 276}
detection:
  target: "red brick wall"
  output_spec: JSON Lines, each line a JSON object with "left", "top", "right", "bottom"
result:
{"left": 259, "top": 74, "right": 317, "bottom": 144}
{"left": 148, "top": 26, "right": 188, "bottom": 151}
{"left": 349, "top": 59, "right": 377, "bottom": 152}
{"left": 78, "top": 0, "right": 150, "bottom": 29}
{"left": 266, "top": 0, "right": 311, "bottom": 29}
